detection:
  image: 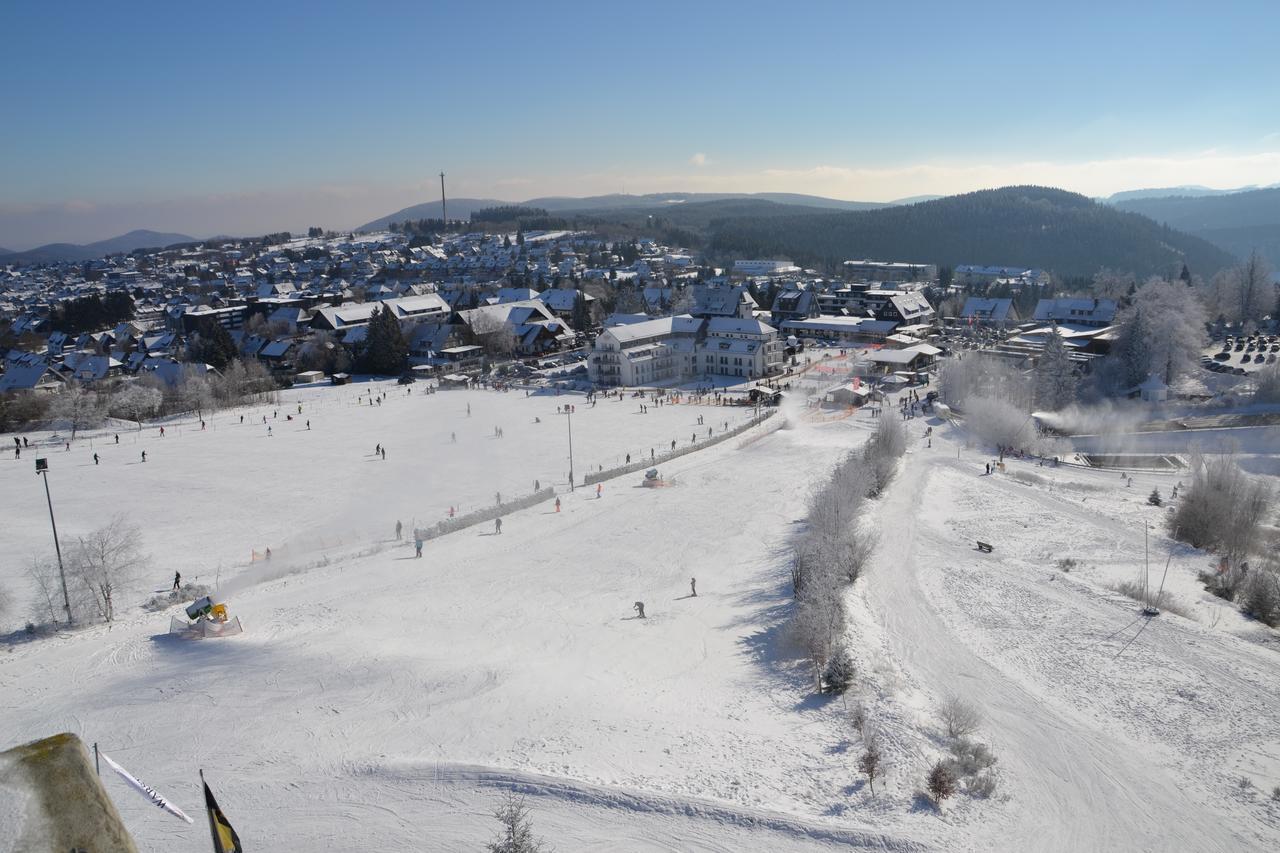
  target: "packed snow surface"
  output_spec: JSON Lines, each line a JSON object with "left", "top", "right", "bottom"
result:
{"left": 1, "top": 382, "right": 1278, "bottom": 850}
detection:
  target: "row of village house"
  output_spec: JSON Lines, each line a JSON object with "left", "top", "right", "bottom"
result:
{"left": 2, "top": 270, "right": 1119, "bottom": 394}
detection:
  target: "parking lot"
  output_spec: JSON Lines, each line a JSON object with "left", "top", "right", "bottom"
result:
{"left": 1202, "top": 332, "right": 1280, "bottom": 376}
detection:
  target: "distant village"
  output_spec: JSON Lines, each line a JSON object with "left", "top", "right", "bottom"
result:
{"left": 0, "top": 224, "right": 1130, "bottom": 415}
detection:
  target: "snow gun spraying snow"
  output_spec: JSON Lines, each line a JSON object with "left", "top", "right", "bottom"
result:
{"left": 641, "top": 467, "right": 668, "bottom": 488}
{"left": 168, "top": 595, "right": 243, "bottom": 639}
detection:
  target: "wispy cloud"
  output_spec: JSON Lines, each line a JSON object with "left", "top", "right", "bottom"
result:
{"left": 689, "top": 152, "right": 709, "bottom": 168}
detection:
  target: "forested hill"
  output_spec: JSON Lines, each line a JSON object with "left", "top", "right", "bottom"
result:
{"left": 706, "top": 186, "right": 1237, "bottom": 278}
{"left": 1112, "top": 187, "right": 1280, "bottom": 231}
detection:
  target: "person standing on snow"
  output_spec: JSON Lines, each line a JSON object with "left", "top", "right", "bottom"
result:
{"left": 395, "top": 520, "right": 402, "bottom": 540}
{"left": 173, "top": 571, "right": 182, "bottom": 591}
{"left": 495, "top": 517, "right": 503, "bottom": 535}
{"left": 634, "top": 601, "right": 646, "bottom": 619}
{"left": 690, "top": 578, "right": 697, "bottom": 597}
{"left": 414, "top": 533, "right": 424, "bottom": 558}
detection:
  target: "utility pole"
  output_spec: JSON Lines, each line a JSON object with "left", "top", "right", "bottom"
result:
{"left": 35, "top": 458, "right": 72, "bottom": 625}
{"left": 564, "top": 407, "right": 575, "bottom": 490}
{"left": 439, "top": 171, "right": 447, "bottom": 229}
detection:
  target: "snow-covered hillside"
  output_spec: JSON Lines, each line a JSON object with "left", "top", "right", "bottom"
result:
{"left": 2, "top": 384, "right": 1278, "bottom": 851}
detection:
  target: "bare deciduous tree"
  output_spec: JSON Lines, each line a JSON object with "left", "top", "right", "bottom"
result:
{"left": 49, "top": 383, "right": 105, "bottom": 439}
{"left": 858, "top": 739, "right": 883, "bottom": 796}
{"left": 939, "top": 695, "right": 982, "bottom": 739}
{"left": 110, "top": 384, "right": 163, "bottom": 430}
{"left": 68, "top": 516, "right": 148, "bottom": 623}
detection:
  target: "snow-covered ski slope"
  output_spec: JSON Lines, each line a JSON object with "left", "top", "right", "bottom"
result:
{"left": 2, "top": 385, "right": 1279, "bottom": 850}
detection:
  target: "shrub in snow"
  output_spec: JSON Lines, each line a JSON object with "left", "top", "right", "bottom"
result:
{"left": 1170, "top": 453, "right": 1272, "bottom": 595}
{"left": 948, "top": 738, "right": 997, "bottom": 777}
{"left": 926, "top": 760, "right": 958, "bottom": 804}
{"left": 967, "top": 769, "right": 999, "bottom": 799}
{"left": 939, "top": 695, "right": 982, "bottom": 739}
{"left": 1271, "top": 785, "right": 1280, "bottom": 802}
{"left": 1238, "top": 568, "right": 1280, "bottom": 627}
{"left": 143, "top": 584, "right": 211, "bottom": 613}
{"left": 1056, "top": 557, "right": 1080, "bottom": 572}
{"left": 823, "top": 645, "right": 856, "bottom": 694}
{"left": 849, "top": 702, "right": 868, "bottom": 739}
{"left": 1148, "top": 488, "right": 1162, "bottom": 507}
{"left": 487, "top": 792, "right": 550, "bottom": 853}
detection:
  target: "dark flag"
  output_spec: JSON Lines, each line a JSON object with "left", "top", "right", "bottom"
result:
{"left": 202, "top": 773, "right": 243, "bottom": 853}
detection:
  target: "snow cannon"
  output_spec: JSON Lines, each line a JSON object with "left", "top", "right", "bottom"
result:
{"left": 170, "top": 596, "right": 242, "bottom": 639}
{"left": 184, "top": 596, "right": 226, "bottom": 622}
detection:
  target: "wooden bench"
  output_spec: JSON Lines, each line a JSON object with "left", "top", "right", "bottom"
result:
{"left": 976, "top": 541, "right": 993, "bottom": 553}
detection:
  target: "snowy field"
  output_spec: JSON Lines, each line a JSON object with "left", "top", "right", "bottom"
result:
{"left": 2, "top": 384, "right": 1279, "bottom": 850}
{"left": 0, "top": 383, "right": 754, "bottom": 617}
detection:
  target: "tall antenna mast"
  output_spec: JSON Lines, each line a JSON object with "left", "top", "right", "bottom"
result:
{"left": 439, "top": 171, "right": 447, "bottom": 228}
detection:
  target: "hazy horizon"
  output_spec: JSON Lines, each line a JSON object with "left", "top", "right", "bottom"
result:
{"left": 3, "top": 0, "right": 1278, "bottom": 249}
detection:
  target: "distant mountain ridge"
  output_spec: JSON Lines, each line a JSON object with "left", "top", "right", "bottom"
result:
{"left": 1103, "top": 186, "right": 1269, "bottom": 203}
{"left": 1112, "top": 188, "right": 1280, "bottom": 274}
{"left": 1111, "top": 187, "right": 1280, "bottom": 231}
{"left": 357, "top": 192, "right": 889, "bottom": 231}
{"left": 3, "top": 229, "right": 196, "bottom": 264}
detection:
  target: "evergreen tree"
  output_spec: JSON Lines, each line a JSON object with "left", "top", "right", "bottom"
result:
{"left": 571, "top": 290, "right": 590, "bottom": 330}
{"left": 355, "top": 305, "right": 408, "bottom": 375}
{"left": 1032, "top": 327, "right": 1077, "bottom": 410}
{"left": 191, "top": 318, "right": 239, "bottom": 370}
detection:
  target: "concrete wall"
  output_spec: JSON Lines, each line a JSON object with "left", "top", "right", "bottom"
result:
{"left": 583, "top": 410, "right": 776, "bottom": 486}
{"left": 420, "top": 488, "right": 556, "bottom": 540}
{"left": 0, "top": 732, "right": 138, "bottom": 853}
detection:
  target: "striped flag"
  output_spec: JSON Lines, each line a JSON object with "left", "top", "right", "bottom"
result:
{"left": 100, "top": 751, "right": 194, "bottom": 824}
{"left": 203, "top": 775, "right": 243, "bottom": 853}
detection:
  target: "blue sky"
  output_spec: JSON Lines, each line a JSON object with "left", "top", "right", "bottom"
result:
{"left": 2, "top": 0, "right": 1278, "bottom": 247}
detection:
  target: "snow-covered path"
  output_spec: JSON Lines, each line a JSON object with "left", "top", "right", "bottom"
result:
{"left": 860, "top": 445, "right": 1280, "bottom": 851}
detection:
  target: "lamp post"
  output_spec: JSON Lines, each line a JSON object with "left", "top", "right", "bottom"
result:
{"left": 563, "top": 406, "right": 575, "bottom": 490}
{"left": 35, "top": 458, "right": 72, "bottom": 625}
